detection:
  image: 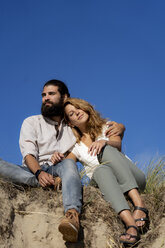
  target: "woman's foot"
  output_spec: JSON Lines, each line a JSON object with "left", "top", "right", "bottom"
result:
{"left": 133, "top": 206, "right": 149, "bottom": 233}
{"left": 119, "top": 225, "right": 140, "bottom": 246}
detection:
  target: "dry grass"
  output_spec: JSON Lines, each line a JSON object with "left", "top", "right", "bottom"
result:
{"left": 82, "top": 156, "right": 165, "bottom": 248}
{"left": 0, "top": 156, "right": 165, "bottom": 247}
{"left": 144, "top": 156, "right": 165, "bottom": 194}
{"left": 82, "top": 185, "right": 165, "bottom": 248}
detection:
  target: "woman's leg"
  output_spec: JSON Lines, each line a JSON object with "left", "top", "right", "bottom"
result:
{"left": 93, "top": 165, "right": 139, "bottom": 243}
{"left": 128, "top": 189, "right": 147, "bottom": 227}
{"left": 100, "top": 145, "right": 146, "bottom": 192}
{"left": 100, "top": 145, "right": 148, "bottom": 227}
{"left": 99, "top": 146, "right": 139, "bottom": 195}
{"left": 93, "top": 165, "right": 130, "bottom": 213}
{"left": 123, "top": 156, "right": 146, "bottom": 192}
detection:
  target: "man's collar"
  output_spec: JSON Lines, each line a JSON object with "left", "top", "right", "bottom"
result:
{"left": 43, "top": 116, "right": 65, "bottom": 126}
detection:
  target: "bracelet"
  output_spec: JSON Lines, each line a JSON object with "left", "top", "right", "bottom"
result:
{"left": 35, "top": 169, "right": 43, "bottom": 180}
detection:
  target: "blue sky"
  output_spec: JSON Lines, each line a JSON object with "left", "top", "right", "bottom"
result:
{"left": 0, "top": 0, "right": 164, "bottom": 169}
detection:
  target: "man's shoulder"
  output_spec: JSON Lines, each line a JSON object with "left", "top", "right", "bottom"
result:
{"left": 23, "top": 114, "right": 43, "bottom": 123}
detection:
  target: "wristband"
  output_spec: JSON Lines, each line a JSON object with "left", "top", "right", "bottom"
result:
{"left": 35, "top": 169, "right": 43, "bottom": 180}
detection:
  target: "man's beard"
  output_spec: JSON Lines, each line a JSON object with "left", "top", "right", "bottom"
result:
{"left": 41, "top": 101, "right": 64, "bottom": 118}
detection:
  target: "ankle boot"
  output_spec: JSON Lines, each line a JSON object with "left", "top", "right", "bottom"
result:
{"left": 58, "top": 209, "right": 80, "bottom": 242}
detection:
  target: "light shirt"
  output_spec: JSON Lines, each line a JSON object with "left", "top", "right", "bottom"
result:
{"left": 19, "top": 115, "right": 76, "bottom": 167}
{"left": 71, "top": 125, "right": 109, "bottom": 178}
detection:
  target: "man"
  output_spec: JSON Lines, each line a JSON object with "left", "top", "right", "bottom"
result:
{"left": 0, "top": 79, "right": 125, "bottom": 242}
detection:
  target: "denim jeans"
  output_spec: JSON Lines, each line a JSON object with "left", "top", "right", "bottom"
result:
{"left": 0, "top": 158, "right": 82, "bottom": 213}
{"left": 0, "top": 158, "right": 39, "bottom": 186}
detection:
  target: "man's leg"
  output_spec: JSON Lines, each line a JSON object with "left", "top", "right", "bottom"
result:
{"left": 47, "top": 159, "right": 82, "bottom": 213}
{"left": 47, "top": 159, "right": 82, "bottom": 242}
{"left": 0, "top": 158, "right": 39, "bottom": 187}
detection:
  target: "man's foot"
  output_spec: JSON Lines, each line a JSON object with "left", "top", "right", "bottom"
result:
{"left": 58, "top": 209, "right": 80, "bottom": 243}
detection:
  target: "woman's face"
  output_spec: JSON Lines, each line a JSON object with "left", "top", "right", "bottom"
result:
{"left": 65, "top": 104, "right": 89, "bottom": 128}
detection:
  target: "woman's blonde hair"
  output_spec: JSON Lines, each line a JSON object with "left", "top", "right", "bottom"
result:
{"left": 64, "top": 98, "right": 108, "bottom": 143}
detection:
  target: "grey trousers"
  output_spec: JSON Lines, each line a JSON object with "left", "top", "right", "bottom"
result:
{"left": 92, "top": 145, "right": 146, "bottom": 214}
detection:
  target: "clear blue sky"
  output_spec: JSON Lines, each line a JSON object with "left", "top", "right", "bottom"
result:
{"left": 0, "top": 0, "right": 164, "bottom": 169}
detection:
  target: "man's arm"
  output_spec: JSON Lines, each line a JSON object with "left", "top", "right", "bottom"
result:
{"left": 19, "top": 117, "right": 54, "bottom": 188}
{"left": 25, "top": 154, "right": 55, "bottom": 187}
{"left": 107, "top": 135, "right": 122, "bottom": 151}
{"left": 105, "top": 121, "right": 125, "bottom": 139}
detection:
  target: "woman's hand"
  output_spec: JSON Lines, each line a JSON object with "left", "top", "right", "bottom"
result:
{"left": 51, "top": 151, "right": 64, "bottom": 164}
{"left": 88, "top": 140, "right": 107, "bottom": 156}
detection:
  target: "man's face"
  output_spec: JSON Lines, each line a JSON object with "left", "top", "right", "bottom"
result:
{"left": 41, "top": 85, "right": 64, "bottom": 117}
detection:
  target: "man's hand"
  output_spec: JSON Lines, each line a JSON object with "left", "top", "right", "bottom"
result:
{"left": 51, "top": 151, "right": 64, "bottom": 164}
{"left": 88, "top": 140, "right": 107, "bottom": 156}
{"left": 105, "top": 121, "right": 125, "bottom": 138}
{"left": 38, "top": 171, "right": 55, "bottom": 187}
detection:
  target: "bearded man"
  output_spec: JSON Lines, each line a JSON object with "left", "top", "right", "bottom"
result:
{"left": 0, "top": 79, "right": 125, "bottom": 242}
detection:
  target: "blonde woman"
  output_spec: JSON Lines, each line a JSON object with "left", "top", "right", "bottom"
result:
{"left": 51, "top": 98, "right": 149, "bottom": 246}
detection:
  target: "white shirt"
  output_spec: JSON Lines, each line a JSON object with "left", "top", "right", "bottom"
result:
{"left": 71, "top": 125, "right": 109, "bottom": 178}
{"left": 19, "top": 115, "right": 76, "bottom": 167}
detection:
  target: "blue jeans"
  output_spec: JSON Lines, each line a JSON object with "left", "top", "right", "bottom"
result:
{"left": 0, "top": 158, "right": 39, "bottom": 186}
{"left": 0, "top": 158, "right": 82, "bottom": 213}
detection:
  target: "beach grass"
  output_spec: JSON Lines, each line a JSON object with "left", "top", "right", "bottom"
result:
{"left": 144, "top": 156, "right": 165, "bottom": 194}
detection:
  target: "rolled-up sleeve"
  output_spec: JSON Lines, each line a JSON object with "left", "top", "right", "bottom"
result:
{"left": 19, "top": 117, "right": 39, "bottom": 162}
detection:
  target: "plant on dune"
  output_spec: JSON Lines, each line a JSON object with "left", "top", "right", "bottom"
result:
{"left": 144, "top": 156, "right": 165, "bottom": 194}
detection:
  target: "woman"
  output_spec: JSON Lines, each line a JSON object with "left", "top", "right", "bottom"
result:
{"left": 51, "top": 98, "right": 149, "bottom": 246}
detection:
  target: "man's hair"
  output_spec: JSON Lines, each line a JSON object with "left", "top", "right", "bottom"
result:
{"left": 43, "top": 79, "right": 70, "bottom": 97}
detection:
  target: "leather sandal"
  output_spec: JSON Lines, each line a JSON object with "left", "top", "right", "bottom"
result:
{"left": 119, "top": 225, "right": 140, "bottom": 247}
{"left": 134, "top": 206, "right": 150, "bottom": 234}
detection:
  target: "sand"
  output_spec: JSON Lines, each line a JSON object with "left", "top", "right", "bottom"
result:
{"left": 0, "top": 179, "right": 165, "bottom": 248}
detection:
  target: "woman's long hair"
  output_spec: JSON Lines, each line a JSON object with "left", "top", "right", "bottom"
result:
{"left": 64, "top": 98, "right": 108, "bottom": 143}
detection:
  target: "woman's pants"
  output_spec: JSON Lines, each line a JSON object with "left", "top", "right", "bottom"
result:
{"left": 92, "top": 146, "right": 146, "bottom": 214}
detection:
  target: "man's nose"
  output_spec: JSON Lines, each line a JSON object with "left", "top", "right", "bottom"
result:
{"left": 44, "top": 94, "right": 50, "bottom": 101}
